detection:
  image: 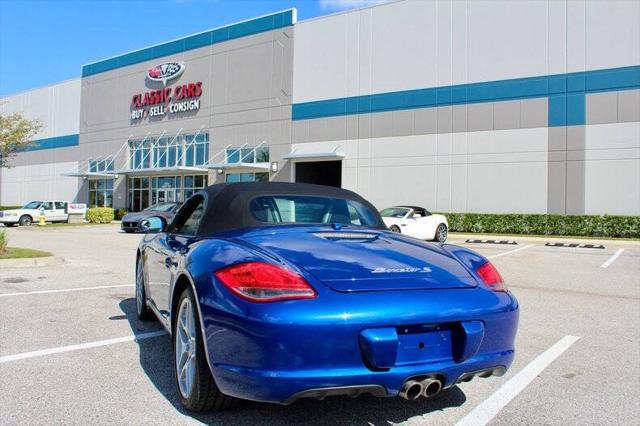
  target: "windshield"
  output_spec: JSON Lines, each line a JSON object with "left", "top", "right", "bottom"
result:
{"left": 23, "top": 201, "right": 43, "bottom": 209}
{"left": 143, "top": 203, "right": 179, "bottom": 213}
{"left": 380, "top": 207, "right": 411, "bottom": 218}
{"left": 250, "top": 195, "right": 379, "bottom": 227}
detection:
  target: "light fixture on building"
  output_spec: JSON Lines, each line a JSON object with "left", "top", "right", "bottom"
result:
{"left": 216, "top": 169, "right": 224, "bottom": 175}
{"left": 270, "top": 161, "right": 278, "bottom": 173}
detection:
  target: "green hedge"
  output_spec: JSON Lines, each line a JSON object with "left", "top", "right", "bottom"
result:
{"left": 0, "top": 205, "right": 21, "bottom": 211}
{"left": 86, "top": 207, "right": 114, "bottom": 224}
{"left": 114, "top": 208, "right": 128, "bottom": 221}
{"left": 0, "top": 229, "right": 7, "bottom": 255}
{"left": 440, "top": 213, "right": 640, "bottom": 239}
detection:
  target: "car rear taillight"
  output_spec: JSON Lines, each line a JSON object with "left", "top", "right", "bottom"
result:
{"left": 475, "top": 261, "right": 507, "bottom": 292}
{"left": 214, "top": 262, "right": 317, "bottom": 302}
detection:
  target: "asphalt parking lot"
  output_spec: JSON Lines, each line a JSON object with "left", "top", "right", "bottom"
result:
{"left": 0, "top": 224, "right": 638, "bottom": 425}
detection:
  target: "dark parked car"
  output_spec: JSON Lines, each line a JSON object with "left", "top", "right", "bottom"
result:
{"left": 121, "top": 202, "right": 182, "bottom": 233}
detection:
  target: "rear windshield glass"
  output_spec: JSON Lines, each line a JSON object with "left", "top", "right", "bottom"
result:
{"left": 380, "top": 207, "right": 411, "bottom": 218}
{"left": 249, "top": 195, "right": 379, "bottom": 227}
{"left": 144, "top": 203, "right": 178, "bottom": 212}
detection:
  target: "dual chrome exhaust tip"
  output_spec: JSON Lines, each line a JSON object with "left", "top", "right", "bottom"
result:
{"left": 398, "top": 378, "right": 443, "bottom": 400}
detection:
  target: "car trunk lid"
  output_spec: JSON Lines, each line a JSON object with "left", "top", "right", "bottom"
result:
{"left": 240, "top": 228, "right": 477, "bottom": 292}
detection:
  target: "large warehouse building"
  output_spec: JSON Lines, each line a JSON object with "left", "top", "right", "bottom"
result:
{"left": 1, "top": 0, "right": 639, "bottom": 214}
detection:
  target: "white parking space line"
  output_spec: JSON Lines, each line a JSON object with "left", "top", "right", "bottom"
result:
{"left": 0, "top": 330, "right": 167, "bottom": 364}
{"left": 0, "top": 284, "right": 134, "bottom": 298}
{"left": 455, "top": 335, "right": 581, "bottom": 426}
{"left": 600, "top": 248, "right": 624, "bottom": 268}
{"left": 487, "top": 244, "right": 535, "bottom": 259}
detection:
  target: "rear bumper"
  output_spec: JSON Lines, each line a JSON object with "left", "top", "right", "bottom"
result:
{"left": 212, "top": 350, "right": 514, "bottom": 404}
{"left": 199, "top": 287, "right": 519, "bottom": 403}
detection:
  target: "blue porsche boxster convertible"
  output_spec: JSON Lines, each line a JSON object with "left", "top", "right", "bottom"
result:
{"left": 136, "top": 182, "right": 518, "bottom": 411}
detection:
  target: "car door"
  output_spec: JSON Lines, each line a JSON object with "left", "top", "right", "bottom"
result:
{"left": 146, "top": 195, "right": 205, "bottom": 322}
{"left": 54, "top": 202, "right": 67, "bottom": 221}
{"left": 41, "top": 202, "right": 57, "bottom": 222}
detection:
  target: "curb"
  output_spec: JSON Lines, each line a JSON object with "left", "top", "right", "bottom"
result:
{"left": 0, "top": 256, "right": 64, "bottom": 268}
{"left": 466, "top": 239, "right": 518, "bottom": 245}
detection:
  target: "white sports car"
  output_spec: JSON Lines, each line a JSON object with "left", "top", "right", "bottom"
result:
{"left": 380, "top": 206, "right": 449, "bottom": 242}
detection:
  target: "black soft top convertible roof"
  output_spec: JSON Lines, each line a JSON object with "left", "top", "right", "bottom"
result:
{"left": 195, "top": 182, "right": 386, "bottom": 235}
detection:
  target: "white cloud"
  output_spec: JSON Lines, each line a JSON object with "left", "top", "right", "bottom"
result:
{"left": 319, "top": 0, "right": 390, "bottom": 12}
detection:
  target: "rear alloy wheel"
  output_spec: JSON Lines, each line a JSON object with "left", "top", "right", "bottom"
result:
{"left": 135, "top": 259, "right": 152, "bottom": 320}
{"left": 390, "top": 225, "right": 401, "bottom": 233}
{"left": 434, "top": 224, "right": 448, "bottom": 243}
{"left": 173, "top": 287, "right": 234, "bottom": 412}
{"left": 18, "top": 215, "right": 32, "bottom": 226}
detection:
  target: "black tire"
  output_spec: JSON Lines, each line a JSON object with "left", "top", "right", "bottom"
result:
{"left": 135, "top": 258, "right": 152, "bottom": 321}
{"left": 434, "top": 224, "right": 448, "bottom": 243}
{"left": 173, "top": 287, "right": 235, "bottom": 412}
{"left": 390, "top": 225, "right": 401, "bottom": 233}
{"left": 18, "top": 215, "right": 33, "bottom": 226}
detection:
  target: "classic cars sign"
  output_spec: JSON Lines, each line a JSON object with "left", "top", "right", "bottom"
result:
{"left": 131, "top": 62, "right": 202, "bottom": 121}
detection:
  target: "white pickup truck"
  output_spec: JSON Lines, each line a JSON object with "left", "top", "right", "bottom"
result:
{"left": 0, "top": 201, "right": 86, "bottom": 226}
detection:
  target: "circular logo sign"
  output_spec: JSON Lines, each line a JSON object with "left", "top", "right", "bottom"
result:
{"left": 147, "top": 62, "right": 185, "bottom": 85}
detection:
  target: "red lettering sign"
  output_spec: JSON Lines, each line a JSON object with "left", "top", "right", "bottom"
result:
{"left": 131, "top": 82, "right": 202, "bottom": 108}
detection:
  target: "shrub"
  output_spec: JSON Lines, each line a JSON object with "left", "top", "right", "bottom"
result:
{"left": 86, "top": 207, "right": 114, "bottom": 224}
{"left": 0, "top": 229, "right": 6, "bottom": 255}
{"left": 114, "top": 208, "right": 128, "bottom": 221}
{"left": 439, "top": 213, "right": 640, "bottom": 239}
{"left": 0, "top": 205, "right": 22, "bottom": 211}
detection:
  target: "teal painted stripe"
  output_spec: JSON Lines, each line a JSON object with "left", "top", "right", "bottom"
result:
{"left": 292, "top": 65, "right": 640, "bottom": 127}
{"left": 23, "top": 134, "right": 79, "bottom": 152}
{"left": 82, "top": 10, "right": 294, "bottom": 77}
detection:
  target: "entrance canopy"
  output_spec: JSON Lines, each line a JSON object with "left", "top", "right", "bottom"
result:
{"left": 205, "top": 162, "right": 270, "bottom": 172}
{"left": 115, "top": 166, "right": 207, "bottom": 176}
{"left": 283, "top": 146, "right": 345, "bottom": 161}
{"left": 61, "top": 171, "right": 118, "bottom": 178}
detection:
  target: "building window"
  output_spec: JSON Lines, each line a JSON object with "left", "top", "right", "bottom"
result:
{"left": 226, "top": 172, "right": 269, "bottom": 183}
{"left": 152, "top": 176, "right": 181, "bottom": 204}
{"left": 88, "top": 159, "right": 114, "bottom": 173}
{"left": 153, "top": 136, "right": 181, "bottom": 168}
{"left": 129, "top": 138, "right": 154, "bottom": 169}
{"left": 184, "top": 133, "right": 209, "bottom": 167}
{"left": 128, "top": 177, "right": 150, "bottom": 212}
{"left": 226, "top": 146, "right": 269, "bottom": 164}
{"left": 88, "top": 179, "right": 114, "bottom": 208}
{"left": 127, "top": 174, "right": 208, "bottom": 211}
{"left": 183, "top": 174, "right": 208, "bottom": 199}
{"left": 130, "top": 132, "right": 209, "bottom": 170}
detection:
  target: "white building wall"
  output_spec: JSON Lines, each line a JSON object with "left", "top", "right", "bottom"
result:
{"left": 0, "top": 163, "right": 80, "bottom": 205}
{"left": 292, "top": 0, "right": 640, "bottom": 215}
{"left": 291, "top": 127, "right": 549, "bottom": 213}
{"left": 0, "top": 79, "right": 81, "bottom": 205}
{"left": 293, "top": 0, "right": 640, "bottom": 103}
{"left": 0, "top": 78, "right": 80, "bottom": 139}
{"left": 583, "top": 122, "right": 640, "bottom": 215}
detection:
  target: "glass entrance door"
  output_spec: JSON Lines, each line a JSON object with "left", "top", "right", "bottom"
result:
{"left": 156, "top": 189, "right": 176, "bottom": 204}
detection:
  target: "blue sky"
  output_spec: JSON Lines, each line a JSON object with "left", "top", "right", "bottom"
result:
{"left": 0, "top": 0, "right": 385, "bottom": 97}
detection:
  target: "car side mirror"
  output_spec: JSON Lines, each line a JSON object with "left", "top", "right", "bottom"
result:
{"left": 140, "top": 216, "right": 167, "bottom": 233}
